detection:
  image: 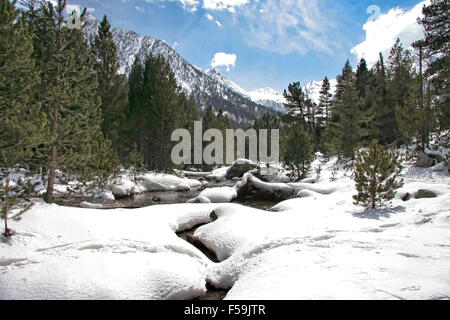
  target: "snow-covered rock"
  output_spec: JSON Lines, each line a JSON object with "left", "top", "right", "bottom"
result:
{"left": 140, "top": 173, "right": 201, "bottom": 191}
{"left": 196, "top": 187, "right": 238, "bottom": 203}
{"left": 111, "top": 172, "right": 201, "bottom": 198}
{"left": 225, "top": 159, "right": 258, "bottom": 180}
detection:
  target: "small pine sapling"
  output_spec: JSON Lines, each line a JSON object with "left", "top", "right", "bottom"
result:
{"left": 353, "top": 140, "right": 404, "bottom": 210}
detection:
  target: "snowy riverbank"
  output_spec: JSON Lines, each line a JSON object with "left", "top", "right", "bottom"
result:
{"left": 1, "top": 158, "right": 449, "bottom": 300}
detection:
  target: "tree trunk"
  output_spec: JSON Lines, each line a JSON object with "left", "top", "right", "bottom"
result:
{"left": 45, "top": 101, "right": 58, "bottom": 204}
{"left": 4, "top": 173, "right": 10, "bottom": 237}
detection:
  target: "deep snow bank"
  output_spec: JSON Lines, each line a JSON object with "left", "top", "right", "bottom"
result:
{"left": 0, "top": 202, "right": 217, "bottom": 300}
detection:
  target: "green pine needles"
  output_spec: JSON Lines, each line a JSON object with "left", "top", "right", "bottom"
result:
{"left": 353, "top": 140, "right": 404, "bottom": 210}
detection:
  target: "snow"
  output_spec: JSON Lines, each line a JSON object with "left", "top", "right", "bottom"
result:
{"left": 111, "top": 171, "right": 201, "bottom": 198}
{"left": 196, "top": 187, "right": 237, "bottom": 203}
{"left": 0, "top": 202, "right": 217, "bottom": 300}
{"left": 1, "top": 156, "right": 449, "bottom": 300}
{"left": 193, "top": 162, "right": 450, "bottom": 300}
{"left": 206, "top": 166, "right": 229, "bottom": 181}
{"left": 140, "top": 173, "right": 201, "bottom": 191}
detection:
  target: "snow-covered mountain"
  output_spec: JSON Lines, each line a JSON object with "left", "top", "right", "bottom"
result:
{"left": 203, "top": 69, "right": 286, "bottom": 113}
{"left": 84, "top": 15, "right": 276, "bottom": 128}
{"left": 84, "top": 15, "right": 339, "bottom": 125}
{"left": 303, "top": 79, "right": 338, "bottom": 104}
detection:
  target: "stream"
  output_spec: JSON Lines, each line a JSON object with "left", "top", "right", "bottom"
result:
{"left": 53, "top": 180, "right": 280, "bottom": 300}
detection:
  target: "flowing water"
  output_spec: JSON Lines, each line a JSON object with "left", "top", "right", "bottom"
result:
{"left": 55, "top": 180, "right": 280, "bottom": 300}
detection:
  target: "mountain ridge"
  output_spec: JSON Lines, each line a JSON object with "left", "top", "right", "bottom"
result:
{"left": 84, "top": 14, "right": 277, "bottom": 128}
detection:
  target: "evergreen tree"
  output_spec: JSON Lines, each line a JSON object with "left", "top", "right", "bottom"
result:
{"left": 32, "top": 1, "right": 117, "bottom": 203}
{"left": 141, "top": 54, "right": 184, "bottom": 171}
{"left": 124, "top": 143, "right": 145, "bottom": 182}
{"left": 202, "top": 105, "right": 216, "bottom": 131}
{"left": 353, "top": 140, "right": 403, "bottom": 210}
{"left": 126, "top": 55, "right": 146, "bottom": 155}
{"left": 417, "top": 0, "right": 449, "bottom": 133}
{"left": 282, "top": 123, "right": 314, "bottom": 180}
{"left": 387, "top": 39, "right": 414, "bottom": 107}
{"left": 412, "top": 40, "right": 431, "bottom": 149}
{"left": 318, "top": 76, "right": 332, "bottom": 126}
{"left": 434, "top": 54, "right": 449, "bottom": 131}
{"left": 335, "top": 60, "right": 353, "bottom": 100}
{"left": 418, "top": 0, "right": 449, "bottom": 57}
{"left": 331, "top": 60, "right": 362, "bottom": 159}
{"left": 283, "top": 82, "right": 308, "bottom": 125}
{"left": 395, "top": 76, "right": 420, "bottom": 147}
{"left": 283, "top": 82, "right": 318, "bottom": 149}
{"left": 356, "top": 58, "right": 373, "bottom": 145}
{"left": 366, "top": 53, "right": 400, "bottom": 145}
{"left": 252, "top": 113, "right": 281, "bottom": 162}
{"left": 355, "top": 58, "right": 369, "bottom": 98}
{"left": 0, "top": 0, "right": 47, "bottom": 236}
{"left": 91, "top": 15, "right": 129, "bottom": 157}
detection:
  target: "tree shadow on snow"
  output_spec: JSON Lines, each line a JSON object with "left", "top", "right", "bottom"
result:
{"left": 353, "top": 205, "right": 406, "bottom": 220}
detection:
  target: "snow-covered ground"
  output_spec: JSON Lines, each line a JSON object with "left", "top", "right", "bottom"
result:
{"left": 1, "top": 158, "right": 449, "bottom": 300}
{"left": 0, "top": 202, "right": 217, "bottom": 299}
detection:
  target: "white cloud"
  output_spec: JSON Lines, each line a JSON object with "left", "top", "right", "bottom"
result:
{"left": 65, "top": 4, "right": 81, "bottom": 14}
{"left": 44, "top": 2, "right": 95, "bottom": 15}
{"left": 203, "top": 0, "right": 250, "bottom": 12}
{"left": 135, "top": 6, "right": 145, "bottom": 13}
{"left": 351, "top": 1, "right": 428, "bottom": 67}
{"left": 205, "top": 14, "right": 222, "bottom": 28}
{"left": 240, "top": 0, "right": 337, "bottom": 55}
{"left": 211, "top": 52, "right": 236, "bottom": 71}
{"left": 144, "top": 0, "right": 199, "bottom": 12}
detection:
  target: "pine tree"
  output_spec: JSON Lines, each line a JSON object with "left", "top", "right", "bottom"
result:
{"left": 141, "top": 54, "right": 184, "bottom": 171}
{"left": 318, "top": 77, "right": 332, "bottom": 126}
{"left": 283, "top": 82, "right": 318, "bottom": 149}
{"left": 125, "top": 55, "right": 146, "bottom": 155}
{"left": 91, "top": 15, "right": 129, "bottom": 157}
{"left": 0, "top": 0, "right": 47, "bottom": 236}
{"left": 418, "top": 0, "right": 449, "bottom": 57}
{"left": 282, "top": 123, "right": 314, "bottom": 180}
{"left": 366, "top": 53, "right": 400, "bottom": 145}
{"left": 31, "top": 1, "right": 117, "bottom": 203}
{"left": 355, "top": 58, "right": 369, "bottom": 98}
{"left": 283, "top": 82, "right": 308, "bottom": 125}
{"left": 202, "top": 105, "right": 216, "bottom": 131}
{"left": 387, "top": 39, "right": 414, "bottom": 107}
{"left": 417, "top": 0, "right": 449, "bottom": 133}
{"left": 125, "top": 143, "right": 145, "bottom": 182}
{"left": 434, "top": 54, "right": 449, "bottom": 131}
{"left": 332, "top": 60, "right": 363, "bottom": 159}
{"left": 353, "top": 140, "right": 403, "bottom": 210}
{"left": 395, "top": 77, "right": 420, "bottom": 147}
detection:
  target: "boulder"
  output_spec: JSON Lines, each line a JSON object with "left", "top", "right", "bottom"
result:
{"left": 431, "top": 162, "right": 447, "bottom": 172}
{"left": 225, "top": 160, "right": 257, "bottom": 179}
{"left": 414, "top": 189, "right": 437, "bottom": 199}
{"left": 415, "top": 152, "right": 434, "bottom": 168}
{"left": 401, "top": 192, "right": 412, "bottom": 202}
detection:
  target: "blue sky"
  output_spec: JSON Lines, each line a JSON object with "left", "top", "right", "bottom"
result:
{"left": 67, "top": 0, "right": 428, "bottom": 91}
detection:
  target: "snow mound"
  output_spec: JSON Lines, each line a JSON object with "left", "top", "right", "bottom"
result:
{"left": 196, "top": 187, "right": 238, "bottom": 203}
{"left": 112, "top": 171, "right": 202, "bottom": 198}
{"left": 0, "top": 202, "right": 218, "bottom": 300}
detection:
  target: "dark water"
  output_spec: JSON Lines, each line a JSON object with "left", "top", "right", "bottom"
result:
{"left": 176, "top": 223, "right": 230, "bottom": 300}
{"left": 57, "top": 179, "right": 278, "bottom": 211}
